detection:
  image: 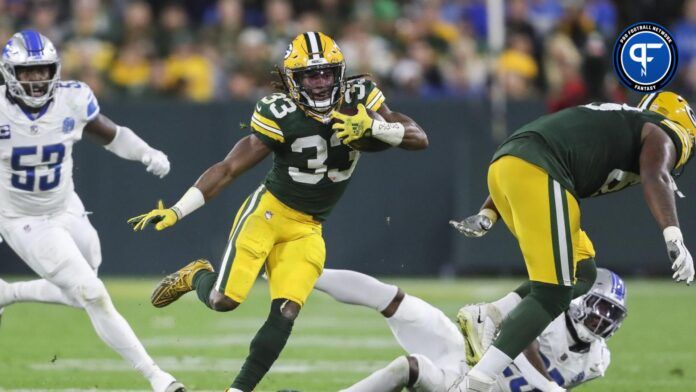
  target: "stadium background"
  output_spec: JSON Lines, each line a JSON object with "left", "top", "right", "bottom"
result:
{"left": 1, "top": 0, "right": 696, "bottom": 278}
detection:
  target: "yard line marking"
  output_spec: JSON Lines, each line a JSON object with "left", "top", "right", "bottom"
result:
{"left": 141, "top": 334, "right": 399, "bottom": 348}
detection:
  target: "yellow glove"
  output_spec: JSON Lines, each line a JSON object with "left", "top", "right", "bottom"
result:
{"left": 127, "top": 200, "right": 179, "bottom": 231}
{"left": 332, "top": 103, "right": 374, "bottom": 144}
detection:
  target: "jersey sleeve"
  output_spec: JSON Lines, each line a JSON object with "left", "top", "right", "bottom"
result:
{"left": 249, "top": 96, "right": 286, "bottom": 150}
{"left": 657, "top": 118, "right": 693, "bottom": 169}
{"left": 346, "top": 79, "right": 386, "bottom": 111}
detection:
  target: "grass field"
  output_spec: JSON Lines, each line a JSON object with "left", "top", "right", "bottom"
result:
{"left": 0, "top": 277, "right": 694, "bottom": 391}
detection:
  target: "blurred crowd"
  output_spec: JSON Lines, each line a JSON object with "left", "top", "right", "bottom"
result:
{"left": 0, "top": 0, "right": 695, "bottom": 109}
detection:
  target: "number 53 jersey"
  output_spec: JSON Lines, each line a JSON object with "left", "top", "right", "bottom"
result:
{"left": 250, "top": 79, "right": 385, "bottom": 221}
{"left": 0, "top": 81, "right": 99, "bottom": 218}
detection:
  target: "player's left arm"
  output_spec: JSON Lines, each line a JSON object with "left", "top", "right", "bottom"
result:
{"left": 375, "top": 103, "right": 429, "bottom": 150}
{"left": 639, "top": 122, "right": 694, "bottom": 284}
{"left": 84, "top": 113, "right": 171, "bottom": 178}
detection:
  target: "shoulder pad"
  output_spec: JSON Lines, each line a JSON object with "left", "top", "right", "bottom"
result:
{"left": 344, "top": 78, "right": 385, "bottom": 111}
{"left": 58, "top": 80, "right": 100, "bottom": 122}
{"left": 251, "top": 93, "right": 299, "bottom": 143}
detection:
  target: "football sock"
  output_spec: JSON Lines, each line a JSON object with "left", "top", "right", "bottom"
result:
{"left": 314, "top": 269, "right": 398, "bottom": 312}
{"left": 231, "top": 298, "right": 294, "bottom": 391}
{"left": 386, "top": 294, "right": 454, "bottom": 357}
{"left": 491, "top": 292, "right": 522, "bottom": 319}
{"left": 513, "top": 258, "right": 597, "bottom": 300}
{"left": 0, "top": 279, "right": 81, "bottom": 308}
{"left": 340, "top": 355, "right": 409, "bottom": 392}
{"left": 469, "top": 348, "right": 510, "bottom": 383}
{"left": 494, "top": 282, "right": 572, "bottom": 359}
{"left": 192, "top": 270, "right": 218, "bottom": 309}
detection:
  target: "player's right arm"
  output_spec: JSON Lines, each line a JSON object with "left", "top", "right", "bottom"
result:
{"left": 128, "top": 134, "right": 271, "bottom": 231}
{"left": 639, "top": 122, "right": 694, "bottom": 285}
{"left": 449, "top": 196, "right": 498, "bottom": 237}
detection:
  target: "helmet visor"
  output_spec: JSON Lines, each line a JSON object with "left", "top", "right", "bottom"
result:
{"left": 292, "top": 63, "right": 344, "bottom": 112}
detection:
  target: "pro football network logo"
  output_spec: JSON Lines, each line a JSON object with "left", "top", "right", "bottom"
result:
{"left": 613, "top": 22, "right": 678, "bottom": 92}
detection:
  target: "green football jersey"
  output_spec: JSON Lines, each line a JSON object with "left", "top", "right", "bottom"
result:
{"left": 493, "top": 102, "right": 693, "bottom": 198}
{"left": 249, "top": 78, "right": 386, "bottom": 221}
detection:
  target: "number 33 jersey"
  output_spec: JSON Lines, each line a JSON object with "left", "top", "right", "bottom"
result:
{"left": 250, "top": 79, "right": 385, "bottom": 221}
{"left": 0, "top": 81, "right": 99, "bottom": 217}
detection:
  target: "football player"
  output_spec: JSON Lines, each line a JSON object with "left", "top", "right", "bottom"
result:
{"left": 0, "top": 31, "right": 182, "bottom": 391}
{"left": 313, "top": 267, "right": 625, "bottom": 392}
{"left": 449, "top": 94, "right": 695, "bottom": 391}
{"left": 127, "top": 31, "right": 428, "bottom": 391}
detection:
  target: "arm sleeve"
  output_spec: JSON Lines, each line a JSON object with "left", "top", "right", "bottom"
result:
{"left": 347, "top": 79, "right": 386, "bottom": 111}
{"left": 77, "top": 81, "right": 100, "bottom": 122}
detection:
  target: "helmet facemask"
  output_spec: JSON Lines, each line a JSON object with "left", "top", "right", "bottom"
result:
{"left": 3, "top": 63, "right": 60, "bottom": 108}
{"left": 285, "top": 62, "right": 345, "bottom": 117}
{"left": 569, "top": 292, "right": 627, "bottom": 342}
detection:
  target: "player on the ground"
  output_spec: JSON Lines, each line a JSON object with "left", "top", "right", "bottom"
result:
{"left": 0, "top": 31, "right": 183, "bottom": 391}
{"left": 313, "top": 267, "right": 625, "bottom": 392}
{"left": 449, "top": 93, "right": 694, "bottom": 391}
{"left": 126, "top": 31, "right": 428, "bottom": 391}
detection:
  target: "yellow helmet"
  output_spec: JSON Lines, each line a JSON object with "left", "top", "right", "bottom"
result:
{"left": 282, "top": 31, "right": 345, "bottom": 116}
{"left": 639, "top": 91, "right": 696, "bottom": 167}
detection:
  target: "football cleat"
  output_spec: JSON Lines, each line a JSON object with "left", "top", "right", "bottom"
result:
{"left": 164, "top": 381, "right": 186, "bottom": 392}
{"left": 151, "top": 259, "right": 213, "bottom": 308}
{"left": 464, "top": 369, "right": 496, "bottom": 392}
{"left": 457, "top": 303, "right": 502, "bottom": 366}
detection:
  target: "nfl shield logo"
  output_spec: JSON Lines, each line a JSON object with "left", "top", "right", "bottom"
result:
{"left": 63, "top": 117, "right": 75, "bottom": 133}
{"left": 0, "top": 124, "right": 10, "bottom": 139}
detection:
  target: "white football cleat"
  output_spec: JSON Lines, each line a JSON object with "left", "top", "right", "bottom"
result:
{"left": 150, "top": 372, "right": 186, "bottom": 392}
{"left": 457, "top": 303, "right": 502, "bottom": 366}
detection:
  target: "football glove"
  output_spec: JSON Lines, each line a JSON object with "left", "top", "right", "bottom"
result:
{"left": 332, "top": 103, "right": 374, "bottom": 144}
{"left": 666, "top": 239, "right": 694, "bottom": 285}
{"left": 128, "top": 200, "right": 178, "bottom": 231}
{"left": 449, "top": 212, "right": 496, "bottom": 238}
{"left": 142, "top": 149, "right": 170, "bottom": 178}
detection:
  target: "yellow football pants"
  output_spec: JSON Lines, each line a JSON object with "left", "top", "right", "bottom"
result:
{"left": 488, "top": 156, "right": 594, "bottom": 286}
{"left": 213, "top": 185, "right": 325, "bottom": 306}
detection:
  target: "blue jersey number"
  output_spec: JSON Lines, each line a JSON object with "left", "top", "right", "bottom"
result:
{"left": 11, "top": 143, "right": 66, "bottom": 191}
{"left": 503, "top": 353, "right": 566, "bottom": 392}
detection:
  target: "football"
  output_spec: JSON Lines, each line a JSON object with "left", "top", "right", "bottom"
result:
{"left": 336, "top": 106, "right": 392, "bottom": 152}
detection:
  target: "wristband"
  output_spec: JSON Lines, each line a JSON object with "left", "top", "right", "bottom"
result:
{"left": 171, "top": 187, "right": 205, "bottom": 219}
{"left": 371, "top": 119, "right": 405, "bottom": 146}
{"left": 479, "top": 208, "right": 498, "bottom": 224}
{"left": 663, "top": 226, "right": 683, "bottom": 242}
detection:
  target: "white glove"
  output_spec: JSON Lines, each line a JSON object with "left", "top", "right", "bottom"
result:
{"left": 449, "top": 209, "right": 497, "bottom": 238}
{"left": 664, "top": 226, "right": 694, "bottom": 285}
{"left": 142, "top": 149, "right": 170, "bottom": 178}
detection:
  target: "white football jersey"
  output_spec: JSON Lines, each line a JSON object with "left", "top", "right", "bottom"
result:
{"left": 493, "top": 315, "right": 610, "bottom": 392}
{"left": 0, "top": 81, "right": 99, "bottom": 217}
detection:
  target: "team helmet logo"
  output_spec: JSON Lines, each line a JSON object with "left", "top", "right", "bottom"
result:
{"left": 613, "top": 22, "right": 678, "bottom": 92}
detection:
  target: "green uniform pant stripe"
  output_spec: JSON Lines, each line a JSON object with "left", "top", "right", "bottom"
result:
{"left": 549, "top": 178, "right": 572, "bottom": 286}
{"left": 214, "top": 185, "right": 266, "bottom": 292}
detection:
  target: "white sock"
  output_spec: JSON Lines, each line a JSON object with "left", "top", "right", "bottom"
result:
{"left": 1, "top": 279, "right": 81, "bottom": 308}
{"left": 492, "top": 292, "right": 522, "bottom": 319}
{"left": 340, "top": 356, "right": 409, "bottom": 392}
{"left": 315, "top": 269, "right": 398, "bottom": 312}
{"left": 471, "top": 345, "right": 513, "bottom": 380}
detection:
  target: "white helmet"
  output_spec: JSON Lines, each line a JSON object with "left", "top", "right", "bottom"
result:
{"left": 0, "top": 30, "right": 61, "bottom": 108}
{"left": 568, "top": 268, "right": 628, "bottom": 343}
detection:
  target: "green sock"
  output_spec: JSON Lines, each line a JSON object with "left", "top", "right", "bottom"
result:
{"left": 495, "top": 282, "right": 572, "bottom": 358}
{"left": 513, "top": 258, "right": 597, "bottom": 300}
{"left": 231, "top": 299, "right": 294, "bottom": 391}
{"left": 192, "top": 270, "right": 218, "bottom": 309}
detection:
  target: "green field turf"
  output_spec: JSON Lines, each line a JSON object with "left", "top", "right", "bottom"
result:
{"left": 0, "top": 277, "right": 694, "bottom": 391}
